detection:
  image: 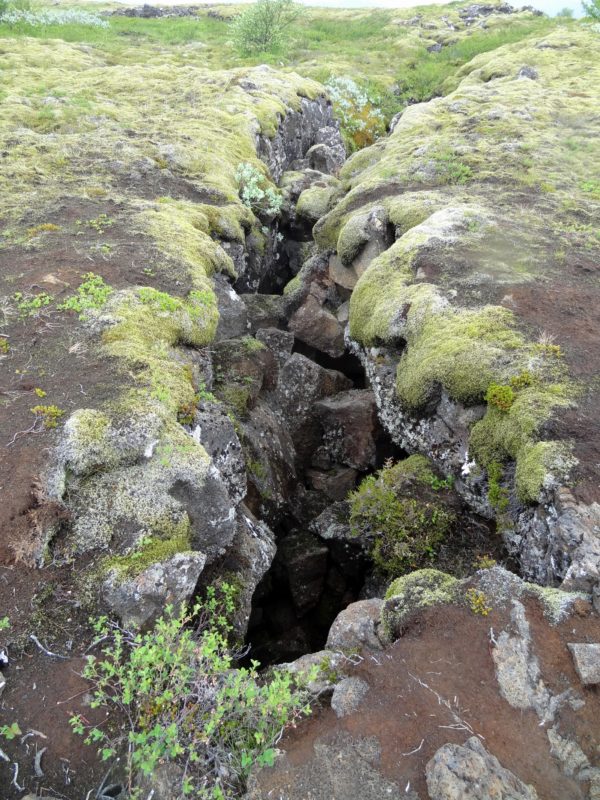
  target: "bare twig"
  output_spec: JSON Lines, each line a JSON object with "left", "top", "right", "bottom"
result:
{"left": 408, "top": 670, "right": 483, "bottom": 740}
{"left": 401, "top": 738, "right": 424, "bottom": 757}
{"left": 34, "top": 745, "right": 47, "bottom": 777}
{"left": 20, "top": 729, "right": 47, "bottom": 743}
{"left": 11, "top": 762, "right": 24, "bottom": 791}
{"left": 57, "top": 687, "right": 90, "bottom": 705}
{"left": 0, "top": 747, "right": 9, "bottom": 762}
{"left": 6, "top": 418, "right": 43, "bottom": 447}
{"left": 30, "top": 633, "right": 68, "bottom": 659}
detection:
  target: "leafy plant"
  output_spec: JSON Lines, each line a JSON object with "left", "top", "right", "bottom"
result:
{"left": 235, "top": 162, "right": 282, "bottom": 217}
{"left": 325, "top": 76, "right": 385, "bottom": 151}
{"left": 71, "top": 585, "right": 314, "bottom": 799}
{"left": 465, "top": 588, "right": 492, "bottom": 616}
{"left": 432, "top": 151, "right": 473, "bottom": 185}
{"left": 0, "top": 722, "right": 21, "bottom": 740}
{"left": 58, "top": 273, "right": 112, "bottom": 318}
{"left": 582, "top": 0, "right": 600, "bottom": 20}
{"left": 30, "top": 404, "right": 64, "bottom": 429}
{"left": 232, "top": 0, "right": 300, "bottom": 55}
{"left": 0, "top": 5, "right": 108, "bottom": 26}
{"left": 13, "top": 290, "right": 52, "bottom": 317}
{"left": 472, "top": 554, "right": 497, "bottom": 570}
{"left": 26, "top": 222, "right": 60, "bottom": 238}
{"left": 0, "top": 616, "right": 9, "bottom": 631}
{"left": 138, "top": 287, "right": 180, "bottom": 313}
{"left": 0, "top": 337, "right": 9, "bottom": 354}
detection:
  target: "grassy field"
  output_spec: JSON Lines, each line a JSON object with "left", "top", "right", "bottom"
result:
{"left": 0, "top": 3, "right": 565, "bottom": 123}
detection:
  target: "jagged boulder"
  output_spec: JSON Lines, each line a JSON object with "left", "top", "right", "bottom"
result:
{"left": 426, "top": 737, "right": 539, "bottom": 800}
{"left": 101, "top": 551, "right": 206, "bottom": 630}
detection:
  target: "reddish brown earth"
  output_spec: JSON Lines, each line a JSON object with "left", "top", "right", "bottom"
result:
{"left": 0, "top": 201, "right": 163, "bottom": 796}
{"left": 252, "top": 597, "right": 600, "bottom": 800}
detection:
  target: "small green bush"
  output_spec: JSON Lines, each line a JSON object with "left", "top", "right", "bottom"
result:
{"left": 582, "top": 0, "right": 600, "bottom": 20}
{"left": 231, "top": 0, "right": 300, "bottom": 55}
{"left": 235, "top": 162, "right": 283, "bottom": 217}
{"left": 485, "top": 383, "right": 515, "bottom": 412}
{"left": 349, "top": 462, "right": 455, "bottom": 576}
{"left": 58, "top": 272, "right": 112, "bottom": 318}
{"left": 325, "top": 76, "right": 385, "bottom": 151}
{"left": 71, "top": 585, "right": 314, "bottom": 799}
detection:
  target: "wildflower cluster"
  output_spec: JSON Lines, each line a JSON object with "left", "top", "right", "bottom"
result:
{"left": 325, "top": 76, "right": 385, "bottom": 151}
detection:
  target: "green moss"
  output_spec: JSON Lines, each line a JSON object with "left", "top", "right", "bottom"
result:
{"left": 524, "top": 582, "right": 587, "bottom": 624}
{"left": 336, "top": 210, "right": 373, "bottom": 266}
{"left": 241, "top": 335, "right": 266, "bottom": 354}
{"left": 296, "top": 185, "right": 338, "bottom": 223}
{"left": 102, "top": 522, "right": 191, "bottom": 578}
{"left": 487, "top": 460, "right": 509, "bottom": 512}
{"left": 137, "top": 202, "right": 236, "bottom": 288}
{"left": 101, "top": 287, "right": 217, "bottom": 417}
{"left": 347, "top": 234, "right": 430, "bottom": 345}
{"left": 386, "top": 193, "right": 444, "bottom": 235}
{"left": 514, "top": 440, "right": 575, "bottom": 504}
{"left": 283, "top": 273, "right": 302, "bottom": 296}
{"left": 396, "top": 305, "right": 524, "bottom": 408}
{"left": 470, "top": 381, "right": 572, "bottom": 462}
{"left": 64, "top": 420, "right": 211, "bottom": 554}
{"left": 381, "top": 568, "right": 459, "bottom": 642}
{"left": 216, "top": 384, "right": 251, "bottom": 418}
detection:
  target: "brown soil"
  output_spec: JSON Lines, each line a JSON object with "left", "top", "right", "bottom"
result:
{"left": 252, "top": 598, "right": 600, "bottom": 800}
{"left": 0, "top": 198, "right": 172, "bottom": 795}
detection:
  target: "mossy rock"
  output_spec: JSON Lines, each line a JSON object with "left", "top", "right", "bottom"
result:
{"left": 296, "top": 184, "right": 340, "bottom": 224}
{"left": 381, "top": 569, "right": 460, "bottom": 642}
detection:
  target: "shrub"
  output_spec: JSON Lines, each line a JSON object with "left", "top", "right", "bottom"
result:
{"left": 71, "top": 585, "right": 314, "bottom": 799}
{"left": 485, "top": 383, "right": 515, "bottom": 412}
{"left": 232, "top": 0, "right": 300, "bottom": 55}
{"left": 325, "top": 76, "right": 385, "bottom": 151}
{"left": 0, "top": 5, "right": 109, "bottom": 27}
{"left": 235, "top": 162, "right": 282, "bottom": 217}
{"left": 30, "top": 404, "right": 64, "bottom": 429}
{"left": 349, "top": 462, "right": 455, "bottom": 576}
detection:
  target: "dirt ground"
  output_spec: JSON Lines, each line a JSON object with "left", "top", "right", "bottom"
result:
{"left": 251, "top": 596, "right": 600, "bottom": 800}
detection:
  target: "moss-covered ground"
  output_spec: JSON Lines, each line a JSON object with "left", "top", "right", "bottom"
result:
{"left": 324, "top": 26, "right": 600, "bottom": 508}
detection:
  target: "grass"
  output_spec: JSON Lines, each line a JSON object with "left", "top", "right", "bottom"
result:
{"left": 394, "top": 19, "right": 558, "bottom": 104}
{"left": 0, "top": 5, "right": 563, "bottom": 127}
